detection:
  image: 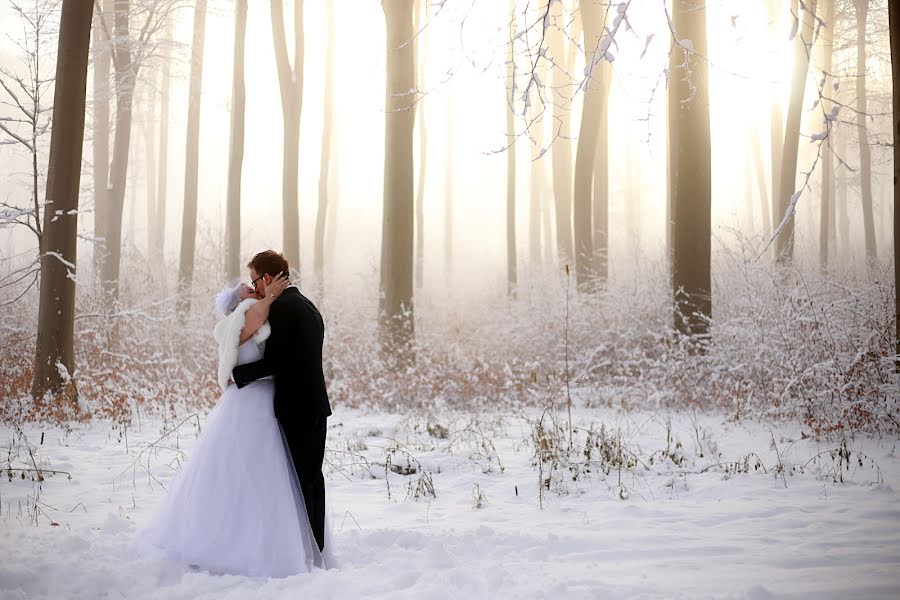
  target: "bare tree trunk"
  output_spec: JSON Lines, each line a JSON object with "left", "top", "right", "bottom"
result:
{"left": 529, "top": 115, "right": 544, "bottom": 273}
{"left": 314, "top": 0, "right": 335, "bottom": 287}
{"left": 768, "top": 0, "right": 784, "bottom": 237}
{"left": 144, "top": 81, "right": 157, "bottom": 262}
{"left": 155, "top": 18, "right": 171, "bottom": 267}
{"left": 225, "top": 0, "right": 247, "bottom": 282}
{"left": 593, "top": 74, "right": 611, "bottom": 283}
{"left": 528, "top": 0, "right": 552, "bottom": 280}
{"left": 127, "top": 136, "right": 137, "bottom": 245}
{"left": 854, "top": 0, "right": 877, "bottom": 262}
{"left": 542, "top": 165, "right": 555, "bottom": 271}
{"left": 669, "top": 0, "right": 711, "bottom": 339}
{"left": 751, "top": 129, "right": 772, "bottom": 234}
{"left": 745, "top": 150, "right": 755, "bottom": 230}
{"left": 414, "top": 0, "right": 427, "bottom": 290}
{"left": 444, "top": 88, "right": 454, "bottom": 283}
{"left": 31, "top": 0, "right": 93, "bottom": 405}
{"left": 665, "top": 92, "right": 673, "bottom": 262}
{"left": 880, "top": 172, "right": 891, "bottom": 256}
{"left": 819, "top": 0, "right": 835, "bottom": 271}
{"left": 177, "top": 0, "right": 207, "bottom": 312}
{"left": 625, "top": 125, "right": 640, "bottom": 262}
{"left": 92, "top": 0, "right": 111, "bottom": 279}
{"left": 774, "top": 0, "right": 818, "bottom": 263}
{"left": 837, "top": 126, "right": 850, "bottom": 257}
{"left": 99, "top": 0, "right": 136, "bottom": 298}
{"left": 890, "top": 0, "right": 899, "bottom": 366}
{"left": 506, "top": 0, "right": 517, "bottom": 297}
{"left": 271, "top": 0, "right": 304, "bottom": 277}
{"left": 550, "top": 0, "right": 573, "bottom": 265}
{"left": 324, "top": 152, "right": 339, "bottom": 272}
{"left": 572, "top": 0, "right": 605, "bottom": 291}
{"left": 379, "top": 0, "right": 416, "bottom": 361}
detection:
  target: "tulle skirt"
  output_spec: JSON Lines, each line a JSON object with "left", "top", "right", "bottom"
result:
{"left": 141, "top": 379, "right": 329, "bottom": 578}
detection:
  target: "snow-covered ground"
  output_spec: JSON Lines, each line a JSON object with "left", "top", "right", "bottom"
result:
{"left": 1, "top": 408, "right": 899, "bottom": 599}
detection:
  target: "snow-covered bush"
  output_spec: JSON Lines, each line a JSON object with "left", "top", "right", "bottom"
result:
{"left": 1, "top": 234, "right": 896, "bottom": 437}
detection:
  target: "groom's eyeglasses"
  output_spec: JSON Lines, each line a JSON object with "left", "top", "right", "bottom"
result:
{"left": 250, "top": 275, "right": 265, "bottom": 290}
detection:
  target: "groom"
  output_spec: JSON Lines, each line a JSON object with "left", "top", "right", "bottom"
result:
{"left": 232, "top": 250, "right": 332, "bottom": 553}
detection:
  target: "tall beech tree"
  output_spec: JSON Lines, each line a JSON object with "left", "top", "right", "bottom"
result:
{"left": 837, "top": 126, "right": 850, "bottom": 254}
{"left": 774, "top": 0, "right": 818, "bottom": 263}
{"left": 379, "top": 0, "right": 416, "bottom": 361}
{"left": 529, "top": 106, "right": 546, "bottom": 272}
{"left": 854, "top": 0, "right": 877, "bottom": 262}
{"left": 444, "top": 88, "right": 454, "bottom": 282}
{"left": 593, "top": 71, "right": 612, "bottom": 283}
{"left": 177, "top": 0, "right": 208, "bottom": 313}
{"left": 99, "top": 0, "right": 135, "bottom": 297}
{"left": 225, "top": 0, "right": 248, "bottom": 281}
{"left": 31, "top": 0, "right": 93, "bottom": 404}
{"left": 889, "top": 0, "right": 898, "bottom": 365}
{"left": 271, "top": 0, "right": 304, "bottom": 276}
{"left": 505, "top": 0, "right": 517, "bottom": 296}
{"left": 92, "top": 0, "right": 111, "bottom": 279}
{"left": 572, "top": 0, "right": 607, "bottom": 291}
{"left": 97, "top": 0, "right": 177, "bottom": 298}
{"left": 549, "top": 0, "right": 574, "bottom": 265}
{"left": 768, "top": 0, "right": 784, "bottom": 236}
{"left": 751, "top": 129, "right": 772, "bottom": 235}
{"left": 414, "top": 0, "right": 428, "bottom": 290}
{"left": 154, "top": 17, "right": 172, "bottom": 266}
{"left": 625, "top": 124, "right": 641, "bottom": 261}
{"left": 142, "top": 82, "right": 157, "bottom": 263}
{"left": 819, "top": 0, "right": 835, "bottom": 270}
{"left": 668, "top": 0, "right": 712, "bottom": 339}
{"left": 314, "top": 0, "right": 336, "bottom": 285}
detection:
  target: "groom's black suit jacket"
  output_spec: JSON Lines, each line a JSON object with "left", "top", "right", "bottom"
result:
{"left": 232, "top": 287, "right": 332, "bottom": 420}
{"left": 232, "top": 286, "right": 331, "bottom": 551}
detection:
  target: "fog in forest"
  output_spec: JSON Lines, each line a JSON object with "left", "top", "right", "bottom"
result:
{"left": 1, "top": 1, "right": 892, "bottom": 305}
{"left": 0, "top": 0, "right": 897, "bottom": 425}
{"left": 1, "top": 1, "right": 899, "bottom": 595}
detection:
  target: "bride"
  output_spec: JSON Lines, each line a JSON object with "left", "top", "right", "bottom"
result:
{"left": 142, "top": 275, "right": 331, "bottom": 577}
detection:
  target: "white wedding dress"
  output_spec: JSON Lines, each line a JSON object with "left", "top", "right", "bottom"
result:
{"left": 142, "top": 313, "right": 329, "bottom": 578}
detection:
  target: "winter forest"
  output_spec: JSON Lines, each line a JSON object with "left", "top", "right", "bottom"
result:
{"left": 1, "top": 0, "right": 899, "bottom": 597}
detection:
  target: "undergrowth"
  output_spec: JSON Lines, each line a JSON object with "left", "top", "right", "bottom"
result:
{"left": 1, "top": 235, "right": 897, "bottom": 438}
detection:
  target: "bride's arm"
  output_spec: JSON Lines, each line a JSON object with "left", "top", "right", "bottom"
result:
{"left": 239, "top": 273, "right": 289, "bottom": 343}
{"left": 239, "top": 296, "right": 273, "bottom": 344}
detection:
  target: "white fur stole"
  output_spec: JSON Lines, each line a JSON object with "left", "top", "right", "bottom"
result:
{"left": 213, "top": 298, "right": 271, "bottom": 392}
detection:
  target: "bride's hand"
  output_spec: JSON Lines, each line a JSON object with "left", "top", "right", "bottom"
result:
{"left": 267, "top": 272, "right": 290, "bottom": 301}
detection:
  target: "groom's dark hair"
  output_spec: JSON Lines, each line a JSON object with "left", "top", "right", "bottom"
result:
{"left": 248, "top": 250, "right": 290, "bottom": 278}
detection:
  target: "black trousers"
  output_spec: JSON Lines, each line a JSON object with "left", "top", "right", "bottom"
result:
{"left": 283, "top": 414, "right": 327, "bottom": 552}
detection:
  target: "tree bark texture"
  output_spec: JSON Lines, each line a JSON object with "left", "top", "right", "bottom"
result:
{"left": 91, "top": 0, "right": 111, "bottom": 279}
{"left": 819, "top": 0, "right": 835, "bottom": 271}
{"left": 314, "top": 0, "right": 335, "bottom": 285}
{"left": 572, "top": 0, "right": 606, "bottom": 291}
{"left": 774, "top": 0, "right": 818, "bottom": 263}
{"left": 669, "top": 0, "right": 712, "bottom": 339}
{"left": 271, "top": 0, "right": 304, "bottom": 276}
{"left": 854, "top": 0, "right": 877, "bottom": 262}
{"left": 31, "top": 0, "right": 93, "bottom": 404}
{"left": 888, "top": 0, "right": 898, "bottom": 365}
{"left": 177, "top": 0, "right": 208, "bottom": 312}
{"left": 379, "top": 0, "right": 416, "bottom": 361}
{"left": 506, "top": 0, "right": 517, "bottom": 296}
{"left": 225, "top": 0, "right": 247, "bottom": 281}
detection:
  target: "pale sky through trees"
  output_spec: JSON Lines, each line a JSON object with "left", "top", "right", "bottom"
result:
{"left": 0, "top": 3, "right": 898, "bottom": 594}
{"left": 0, "top": 1, "right": 894, "bottom": 298}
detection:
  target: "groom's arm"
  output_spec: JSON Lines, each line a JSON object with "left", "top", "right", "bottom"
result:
{"left": 232, "top": 301, "right": 289, "bottom": 388}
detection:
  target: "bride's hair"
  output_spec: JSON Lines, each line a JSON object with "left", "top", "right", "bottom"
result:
{"left": 214, "top": 280, "right": 243, "bottom": 318}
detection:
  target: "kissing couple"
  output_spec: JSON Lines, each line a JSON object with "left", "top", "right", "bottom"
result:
{"left": 142, "top": 250, "right": 335, "bottom": 577}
